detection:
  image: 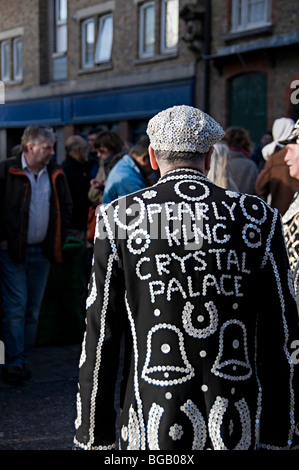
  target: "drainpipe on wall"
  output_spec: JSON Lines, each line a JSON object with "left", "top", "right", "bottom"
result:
{"left": 203, "top": 0, "right": 211, "bottom": 114}
{"left": 180, "top": 0, "right": 210, "bottom": 112}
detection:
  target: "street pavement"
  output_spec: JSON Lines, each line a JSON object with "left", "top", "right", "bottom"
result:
{"left": 0, "top": 342, "right": 81, "bottom": 451}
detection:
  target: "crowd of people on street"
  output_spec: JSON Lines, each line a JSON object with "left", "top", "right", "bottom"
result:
{"left": 1, "top": 105, "right": 299, "bottom": 451}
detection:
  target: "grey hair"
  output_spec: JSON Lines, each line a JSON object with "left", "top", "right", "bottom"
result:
{"left": 154, "top": 149, "right": 207, "bottom": 166}
{"left": 208, "top": 142, "right": 231, "bottom": 189}
{"left": 21, "top": 126, "right": 56, "bottom": 152}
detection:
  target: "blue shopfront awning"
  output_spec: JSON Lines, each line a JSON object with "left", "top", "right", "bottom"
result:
{"left": 0, "top": 79, "right": 194, "bottom": 128}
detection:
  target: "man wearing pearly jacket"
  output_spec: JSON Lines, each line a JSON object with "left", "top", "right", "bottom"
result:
{"left": 74, "top": 105, "right": 299, "bottom": 451}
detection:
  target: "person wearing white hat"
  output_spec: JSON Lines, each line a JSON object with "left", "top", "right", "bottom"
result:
{"left": 74, "top": 105, "right": 299, "bottom": 451}
{"left": 255, "top": 118, "right": 299, "bottom": 215}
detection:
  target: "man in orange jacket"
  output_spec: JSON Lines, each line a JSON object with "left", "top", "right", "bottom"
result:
{"left": 0, "top": 126, "right": 72, "bottom": 384}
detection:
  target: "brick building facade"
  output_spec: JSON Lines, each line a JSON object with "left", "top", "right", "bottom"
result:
{"left": 0, "top": 0, "right": 298, "bottom": 161}
{"left": 208, "top": 0, "right": 299, "bottom": 144}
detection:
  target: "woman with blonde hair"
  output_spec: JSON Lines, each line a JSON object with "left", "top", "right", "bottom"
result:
{"left": 208, "top": 142, "right": 239, "bottom": 191}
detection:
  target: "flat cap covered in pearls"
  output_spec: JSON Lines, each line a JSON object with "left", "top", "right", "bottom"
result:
{"left": 146, "top": 105, "right": 225, "bottom": 153}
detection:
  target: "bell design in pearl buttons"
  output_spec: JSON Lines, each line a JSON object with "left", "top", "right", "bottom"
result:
{"left": 211, "top": 320, "right": 252, "bottom": 381}
{"left": 141, "top": 323, "right": 195, "bottom": 386}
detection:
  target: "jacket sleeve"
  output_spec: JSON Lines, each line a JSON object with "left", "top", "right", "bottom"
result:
{"left": 74, "top": 206, "right": 126, "bottom": 450}
{"left": 88, "top": 165, "right": 106, "bottom": 205}
{"left": 256, "top": 209, "right": 299, "bottom": 449}
{"left": 103, "top": 176, "right": 146, "bottom": 204}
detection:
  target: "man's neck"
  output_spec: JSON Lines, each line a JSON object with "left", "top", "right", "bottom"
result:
{"left": 23, "top": 154, "right": 45, "bottom": 175}
{"left": 159, "top": 162, "right": 206, "bottom": 178}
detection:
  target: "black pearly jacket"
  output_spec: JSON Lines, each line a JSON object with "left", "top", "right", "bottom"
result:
{"left": 74, "top": 167, "right": 299, "bottom": 451}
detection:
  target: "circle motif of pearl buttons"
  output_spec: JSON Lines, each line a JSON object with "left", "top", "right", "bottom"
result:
{"left": 127, "top": 229, "right": 151, "bottom": 255}
{"left": 242, "top": 223, "right": 262, "bottom": 248}
{"left": 240, "top": 195, "right": 267, "bottom": 225}
{"left": 174, "top": 179, "right": 210, "bottom": 202}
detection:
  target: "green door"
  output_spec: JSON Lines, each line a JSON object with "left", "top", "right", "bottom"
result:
{"left": 229, "top": 72, "right": 267, "bottom": 145}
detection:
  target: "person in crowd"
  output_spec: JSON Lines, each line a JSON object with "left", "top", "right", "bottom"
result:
{"left": 0, "top": 126, "right": 72, "bottom": 385}
{"left": 102, "top": 136, "right": 155, "bottom": 204}
{"left": 86, "top": 130, "right": 126, "bottom": 244}
{"left": 251, "top": 131, "right": 272, "bottom": 171}
{"left": 87, "top": 126, "right": 104, "bottom": 180}
{"left": 88, "top": 130, "right": 125, "bottom": 206}
{"left": 207, "top": 142, "right": 239, "bottom": 191}
{"left": 11, "top": 144, "right": 21, "bottom": 158}
{"left": 255, "top": 118, "right": 298, "bottom": 215}
{"left": 262, "top": 118, "right": 295, "bottom": 162}
{"left": 224, "top": 126, "right": 258, "bottom": 194}
{"left": 62, "top": 135, "right": 92, "bottom": 315}
{"left": 281, "top": 119, "right": 299, "bottom": 307}
{"left": 74, "top": 105, "right": 299, "bottom": 451}
{"left": 62, "top": 135, "right": 91, "bottom": 243}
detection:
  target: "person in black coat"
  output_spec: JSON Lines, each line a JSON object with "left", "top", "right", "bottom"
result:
{"left": 62, "top": 135, "right": 91, "bottom": 241}
{"left": 62, "top": 135, "right": 92, "bottom": 315}
{"left": 74, "top": 106, "right": 299, "bottom": 451}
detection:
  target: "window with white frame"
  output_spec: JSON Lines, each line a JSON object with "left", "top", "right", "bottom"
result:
{"left": 231, "top": 0, "right": 272, "bottom": 32}
{"left": 139, "top": 2, "right": 155, "bottom": 58}
{"left": 95, "top": 14, "right": 113, "bottom": 63}
{"left": 0, "top": 36, "right": 23, "bottom": 82}
{"left": 81, "top": 13, "right": 113, "bottom": 68}
{"left": 13, "top": 38, "right": 23, "bottom": 81}
{"left": 52, "top": 0, "right": 67, "bottom": 80}
{"left": 161, "top": 0, "right": 179, "bottom": 54}
{"left": 1, "top": 41, "right": 10, "bottom": 82}
{"left": 138, "top": 0, "right": 179, "bottom": 59}
{"left": 82, "top": 19, "right": 95, "bottom": 68}
{"left": 55, "top": 0, "right": 67, "bottom": 53}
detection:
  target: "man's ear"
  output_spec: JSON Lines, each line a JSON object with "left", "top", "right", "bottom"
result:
{"left": 149, "top": 145, "right": 159, "bottom": 170}
{"left": 26, "top": 143, "right": 34, "bottom": 154}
